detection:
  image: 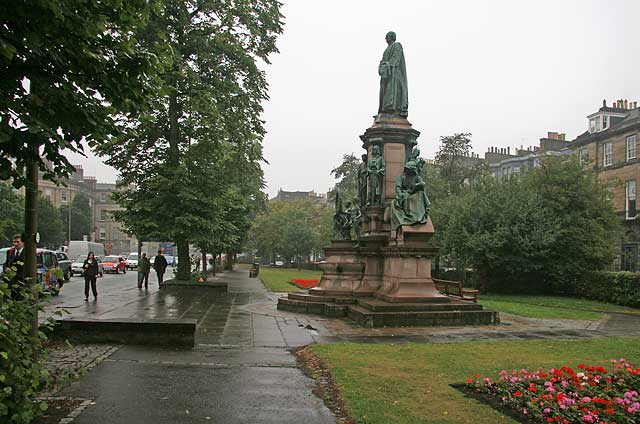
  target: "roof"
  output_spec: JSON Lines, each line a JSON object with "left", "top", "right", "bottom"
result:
{"left": 571, "top": 108, "right": 640, "bottom": 147}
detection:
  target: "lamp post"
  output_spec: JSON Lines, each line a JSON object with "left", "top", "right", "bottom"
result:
{"left": 67, "top": 190, "right": 71, "bottom": 244}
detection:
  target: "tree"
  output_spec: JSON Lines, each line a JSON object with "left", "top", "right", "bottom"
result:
{"left": 37, "top": 196, "right": 64, "bottom": 248}
{"left": 60, "top": 193, "right": 93, "bottom": 241}
{"left": 99, "top": 0, "right": 283, "bottom": 280}
{"left": 0, "top": 0, "right": 161, "bottom": 187}
{"left": 435, "top": 156, "right": 620, "bottom": 293}
{"left": 0, "top": 184, "right": 24, "bottom": 246}
{"left": 433, "top": 133, "right": 487, "bottom": 196}
{"left": 330, "top": 153, "right": 361, "bottom": 201}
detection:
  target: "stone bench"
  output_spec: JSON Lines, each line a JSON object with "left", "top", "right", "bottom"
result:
{"left": 433, "top": 278, "right": 479, "bottom": 303}
{"left": 51, "top": 317, "right": 197, "bottom": 348}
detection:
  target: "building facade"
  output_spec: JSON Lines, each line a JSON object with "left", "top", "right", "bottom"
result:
{"left": 270, "top": 189, "right": 329, "bottom": 204}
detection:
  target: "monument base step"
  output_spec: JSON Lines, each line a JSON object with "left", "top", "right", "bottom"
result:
{"left": 357, "top": 298, "right": 482, "bottom": 312}
{"left": 288, "top": 292, "right": 357, "bottom": 304}
{"left": 277, "top": 298, "right": 349, "bottom": 318}
{"left": 348, "top": 305, "right": 500, "bottom": 328}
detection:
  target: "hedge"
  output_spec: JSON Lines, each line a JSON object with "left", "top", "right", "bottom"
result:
{"left": 575, "top": 271, "right": 640, "bottom": 308}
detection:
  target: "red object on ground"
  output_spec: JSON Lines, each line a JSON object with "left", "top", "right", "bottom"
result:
{"left": 290, "top": 279, "right": 320, "bottom": 289}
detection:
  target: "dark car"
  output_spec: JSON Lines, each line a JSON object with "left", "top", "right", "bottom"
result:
{"left": 55, "top": 251, "right": 72, "bottom": 281}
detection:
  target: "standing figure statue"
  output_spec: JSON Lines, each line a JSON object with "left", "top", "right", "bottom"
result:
{"left": 367, "top": 145, "right": 386, "bottom": 205}
{"left": 378, "top": 31, "right": 408, "bottom": 118}
{"left": 357, "top": 153, "right": 369, "bottom": 208}
{"left": 333, "top": 193, "right": 357, "bottom": 240}
{"left": 408, "top": 146, "right": 425, "bottom": 175}
{"left": 389, "top": 160, "right": 431, "bottom": 230}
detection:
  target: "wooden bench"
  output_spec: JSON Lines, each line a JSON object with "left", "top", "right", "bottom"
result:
{"left": 433, "top": 278, "right": 479, "bottom": 303}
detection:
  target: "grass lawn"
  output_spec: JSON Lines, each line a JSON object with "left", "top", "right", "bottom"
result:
{"left": 258, "top": 267, "right": 322, "bottom": 292}
{"left": 311, "top": 337, "right": 640, "bottom": 424}
{"left": 479, "top": 294, "right": 639, "bottom": 321}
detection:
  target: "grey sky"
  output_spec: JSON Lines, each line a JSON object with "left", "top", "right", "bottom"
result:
{"left": 66, "top": 0, "right": 640, "bottom": 197}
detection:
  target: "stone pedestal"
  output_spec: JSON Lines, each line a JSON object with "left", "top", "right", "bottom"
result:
{"left": 308, "top": 240, "right": 364, "bottom": 297}
{"left": 277, "top": 115, "right": 499, "bottom": 327}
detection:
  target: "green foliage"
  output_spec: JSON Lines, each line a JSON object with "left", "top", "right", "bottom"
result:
{"left": 36, "top": 195, "right": 64, "bottom": 248}
{"left": 0, "top": 0, "right": 162, "bottom": 188}
{"left": 433, "top": 133, "right": 487, "bottom": 196}
{"left": 251, "top": 200, "right": 333, "bottom": 265}
{"left": 330, "top": 153, "right": 361, "bottom": 201}
{"left": 436, "top": 156, "right": 621, "bottom": 293}
{"left": 0, "top": 184, "right": 24, "bottom": 246}
{"left": 59, "top": 193, "right": 94, "bottom": 242}
{"left": 98, "top": 0, "right": 284, "bottom": 280}
{"left": 576, "top": 271, "right": 640, "bottom": 308}
{"left": 0, "top": 270, "right": 54, "bottom": 423}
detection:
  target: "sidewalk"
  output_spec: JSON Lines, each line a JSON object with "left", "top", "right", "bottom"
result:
{"left": 42, "top": 268, "right": 640, "bottom": 423}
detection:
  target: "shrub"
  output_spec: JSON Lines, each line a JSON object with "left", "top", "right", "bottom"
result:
{"left": 0, "top": 269, "right": 53, "bottom": 423}
{"left": 576, "top": 272, "right": 640, "bottom": 308}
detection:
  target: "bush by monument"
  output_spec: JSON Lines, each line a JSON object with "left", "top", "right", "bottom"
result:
{"left": 576, "top": 272, "right": 640, "bottom": 308}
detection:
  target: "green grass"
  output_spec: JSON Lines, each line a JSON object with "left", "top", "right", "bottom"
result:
{"left": 479, "top": 294, "right": 639, "bottom": 321}
{"left": 258, "top": 267, "right": 322, "bottom": 292}
{"left": 311, "top": 337, "right": 640, "bottom": 424}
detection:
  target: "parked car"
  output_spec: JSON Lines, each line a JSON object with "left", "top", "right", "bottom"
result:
{"left": 102, "top": 255, "right": 127, "bottom": 274}
{"left": 71, "top": 255, "right": 104, "bottom": 277}
{"left": 126, "top": 252, "right": 139, "bottom": 270}
{"left": 55, "top": 251, "right": 72, "bottom": 281}
{"left": 37, "top": 249, "right": 63, "bottom": 294}
{"left": 274, "top": 260, "right": 284, "bottom": 267}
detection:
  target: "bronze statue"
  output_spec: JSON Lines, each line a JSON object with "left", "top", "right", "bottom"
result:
{"left": 408, "top": 146, "right": 425, "bottom": 175}
{"left": 357, "top": 153, "right": 369, "bottom": 207}
{"left": 367, "top": 145, "right": 385, "bottom": 205}
{"left": 378, "top": 31, "right": 408, "bottom": 118}
{"left": 389, "top": 160, "right": 431, "bottom": 230}
{"left": 333, "top": 194, "right": 358, "bottom": 240}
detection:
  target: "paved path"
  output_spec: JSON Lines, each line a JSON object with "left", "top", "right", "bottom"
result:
{"left": 45, "top": 268, "right": 640, "bottom": 423}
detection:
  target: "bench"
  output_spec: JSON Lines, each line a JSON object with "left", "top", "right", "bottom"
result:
{"left": 249, "top": 262, "right": 260, "bottom": 278}
{"left": 433, "top": 278, "right": 479, "bottom": 303}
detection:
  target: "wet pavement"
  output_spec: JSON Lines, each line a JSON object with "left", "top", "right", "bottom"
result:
{"left": 46, "top": 267, "right": 640, "bottom": 423}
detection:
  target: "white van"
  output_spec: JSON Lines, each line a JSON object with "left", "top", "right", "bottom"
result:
{"left": 67, "top": 241, "right": 106, "bottom": 260}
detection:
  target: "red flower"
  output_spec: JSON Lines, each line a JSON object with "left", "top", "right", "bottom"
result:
{"left": 466, "top": 378, "right": 473, "bottom": 383}
{"left": 514, "top": 391, "right": 522, "bottom": 397}
{"left": 604, "top": 408, "right": 615, "bottom": 415}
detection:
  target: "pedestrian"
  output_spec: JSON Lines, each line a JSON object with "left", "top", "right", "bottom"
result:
{"left": 4, "top": 233, "right": 26, "bottom": 298}
{"left": 83, "top": 251, "right": 99, "bottom": 301}
{"left": 138, "top": 252, "right": 151, "bottom": 289}
{"left": 153, "top": 249, "right": 168, "bottom": 286}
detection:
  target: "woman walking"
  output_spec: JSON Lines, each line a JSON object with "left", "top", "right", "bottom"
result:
{"left": 83, "top": 251, "right": 99, "bottom": 301}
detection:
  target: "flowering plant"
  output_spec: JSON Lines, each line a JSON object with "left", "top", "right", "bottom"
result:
{"left": 290, "top": 279, "right": 320, "bottom": 289}
{"left": 466, "top": 359, "right": 640, "bottom": 423}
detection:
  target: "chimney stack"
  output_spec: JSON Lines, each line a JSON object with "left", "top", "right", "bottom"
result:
{"left": 507, "top": 147, "right": 510, "bottom": 154}
{"left": 603, "top": 99, "right": 607, "bottom": 107}
{"left": 624, "top": 99, "right": 628, "bottom": 109}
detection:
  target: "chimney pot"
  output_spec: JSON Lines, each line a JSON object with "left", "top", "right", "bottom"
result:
{"left": 603, "top": 99, "right": 607, "bottom": 107}
{"left": 624, "top": 99, "right": 628, "bottom": 109}
{"left": 507, "top": 147, "right": 511, "bottom": 154}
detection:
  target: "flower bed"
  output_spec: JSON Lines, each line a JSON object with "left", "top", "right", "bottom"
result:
{"left": 289, "top": 279, "right": 320, "bottom": 289}
{"left": 465, "top": 359, "right": 640, "bottom": 423}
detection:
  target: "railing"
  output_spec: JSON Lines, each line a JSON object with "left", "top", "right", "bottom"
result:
{"left": 433, "top": 278, "right": 479, "bottom": 303}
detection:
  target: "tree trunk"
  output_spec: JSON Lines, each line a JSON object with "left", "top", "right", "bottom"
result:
{"left": 201, "top": 249, "right": 206, "bottom": 275}
{"left": 176, "top": 239, "right": 190, "bottom": 280}
{"left": 24, "top": 154, "right": 39, "bottom": 338}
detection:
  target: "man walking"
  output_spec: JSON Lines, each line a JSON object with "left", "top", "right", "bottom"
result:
{"left": 4, "top": 234, "right": 25, "bottom": 298}
{"left": 153, "top": 249, "right": 168, "bottom": 286}
{"left": 138, "top": 252, "right": 151, "bottom": 289}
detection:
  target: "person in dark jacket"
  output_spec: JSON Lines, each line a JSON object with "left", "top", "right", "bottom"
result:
{"left": 153, "top": 249, "right": 168, "bottom": 286}
{"left": 4, "top": 234, "right": 26, "bottom": 298}
{"left": 138, "top": 253, "right": 151, "bottom": 289}
{"left": 83, "top": 251, "right": 99, "bottom": 301}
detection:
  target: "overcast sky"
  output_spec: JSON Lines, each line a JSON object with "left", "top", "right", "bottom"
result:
{"left": 67, "top": 0, "right": 640, "bottom": 197}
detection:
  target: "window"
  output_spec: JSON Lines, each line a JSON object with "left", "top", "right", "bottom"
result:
{"left": 603, "top": 142, "right": 613, "bottom": 166}
{"left": 579, "top": 148, "right": 589, "bottom": 165}
{"left": 602, "top": 115, "right": 609, "bottom": 130}
{"left": 533, "top": 158, "right": 540, "bottom": 168}
{"left": 99, "top": 228, "right": 106, "bottom": 240}
{"left": 100, "top": 192, "right": 106, "bottom": 202}
{"left": 44, "top": 188, "right": 53, "bottom": 200}
{"left": 61, "top": 191, "right": 68, "bottom": 203}
{"left": 627, "top": 135, "right": 637, "bottom": 161}
{"left": 100, "top": 210, "right": 109, "bottom": 221}
{"left": 626, "top": 180, "right": 637, "bottom": 220}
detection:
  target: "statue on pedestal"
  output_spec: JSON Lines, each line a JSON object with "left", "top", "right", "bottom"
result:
{"left": 333, "top": 194, "right": 360, "bottom": 240}
{"left": 378, "top": 31, "right": 408, "bottom": 118}
{"left": 357, "top": 153, "right": 369, "bottom": 208}
{"left": 408, "top": 147, "right": 425, "bottom": 175}
{"left": 389, "top": 160, "right": 431, "bottom": 230}
{"left": 367, "top": 145, "right": 385, "bottom": 205}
